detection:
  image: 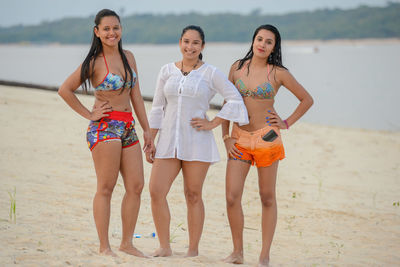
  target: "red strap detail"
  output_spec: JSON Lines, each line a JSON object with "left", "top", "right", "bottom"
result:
{"left": 102, "top": 53, "right": 109, "bottom": 73}
{"left": 94, "top": 119, "right": 108, "bottom": 148}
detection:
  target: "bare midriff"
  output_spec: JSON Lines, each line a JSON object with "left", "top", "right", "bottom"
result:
{"left": 94, "top": 89, "right": 132, "bottom": 113}
{"left": 238, "top": 97, "right": 275, "bottom": 132}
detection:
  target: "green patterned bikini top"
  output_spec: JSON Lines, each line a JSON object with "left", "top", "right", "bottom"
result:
{"left": 235, "top": 63, "right": 276, "bottom": 99}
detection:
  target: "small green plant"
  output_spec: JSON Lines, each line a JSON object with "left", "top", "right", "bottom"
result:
{"left": 292, "top": 192, "right": 296, "bottom": 199}
{"left": 169, "top": 222, "right": 183, "bottom": 243}
{"left": 393, "top": 201, "right": 400, "bottom": 206}
{"left": 8, "top": 187, "right": 16, "bottom": 223}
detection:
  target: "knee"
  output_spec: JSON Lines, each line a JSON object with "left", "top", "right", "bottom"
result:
{"left": 184, "top": 189, "right": 201, "bottom": 205}
{"left": 97, "top": 184, "right": 115, "bottom": 198}
{"left": 126, "top": 181, "right": 144, "bottom": 196}
{"left": 259, "top": 192, "right": 276, "bottom": 208}
{"left": 149, "top": 185, "right": 166, "bottom": 202}
{"left": 226, "top": 193, "right": 241, "bottom": 208}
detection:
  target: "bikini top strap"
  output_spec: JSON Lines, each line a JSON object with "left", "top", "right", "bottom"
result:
{"left": 102, "top": 53, "right": 109, "bottom": 74}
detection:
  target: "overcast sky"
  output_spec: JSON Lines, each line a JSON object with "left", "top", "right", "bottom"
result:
{"left": 0, "top": 0, "right": 396, "bottom": 27}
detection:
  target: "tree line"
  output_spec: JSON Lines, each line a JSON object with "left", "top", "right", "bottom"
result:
{"left": 0, "top": 3, "right": 399, "bottom": 44}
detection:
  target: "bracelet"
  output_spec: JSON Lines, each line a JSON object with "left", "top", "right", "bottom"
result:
{"left": 222, "top": 134, "right": 230, "bottom": 141}
{"left": 283, "top": 120, "right": 289, "bottom": 130}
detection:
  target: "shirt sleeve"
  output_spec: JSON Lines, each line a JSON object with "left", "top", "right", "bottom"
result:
{"left": 148, "top": 64, "right": 168, "bottom": 129}
{"left": 211, "top": 67, "right": 249, "bottom": 126}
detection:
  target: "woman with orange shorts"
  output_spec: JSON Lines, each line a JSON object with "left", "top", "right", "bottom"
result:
{"left": 222, "top": 24, "right": 313, "bottom": 266}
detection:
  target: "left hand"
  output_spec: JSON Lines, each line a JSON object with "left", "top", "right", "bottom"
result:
{"left": 266, "top": 111, "right": 287, "bottom": 129}
{"left": 142, "top": 131, "right": 155, "bottom": 161}
{"left": 190, "top": 117, "right": 216, "bottom": 131}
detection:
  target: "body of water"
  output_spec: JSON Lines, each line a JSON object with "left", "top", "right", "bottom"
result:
{"left": 0, "top": 41, "right": 399, "bottom": 131}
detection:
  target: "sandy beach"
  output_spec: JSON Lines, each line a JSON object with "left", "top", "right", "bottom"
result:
{"left": 1, "top": 85, "right": 399, "bottom": 266}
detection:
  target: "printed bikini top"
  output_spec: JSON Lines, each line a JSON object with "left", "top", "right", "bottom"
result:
{"left": 235, "top": 64, "right": 276, "bottom": 99}
{"left": 94, "top": 54, "right": 137, "bottom": 91}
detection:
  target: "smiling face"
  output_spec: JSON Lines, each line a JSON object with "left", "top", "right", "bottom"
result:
{"left": 179, "top": 29, "right": 204, "bottom": 60}
{"left": 252, "top": 29, "right": 276, "bottom": 59}
{"left": 94, "top": 16, "right": 121, "bottom": 47}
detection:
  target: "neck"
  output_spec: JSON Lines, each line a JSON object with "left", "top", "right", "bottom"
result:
{"left": 102, "top": 44, "right": 119, "bottom": 55}
{"left": 251, "top": 55, "right": 268, "bottom": 67}
{"left": 182, "top": 57, "right": 199, "bottom": 66}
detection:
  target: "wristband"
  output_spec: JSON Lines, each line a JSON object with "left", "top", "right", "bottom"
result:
{"left": 283, "top": 120, "right": 289, "bottom": 130}
{"left": 222, "top": 134, "right": 230, "bottom": 141}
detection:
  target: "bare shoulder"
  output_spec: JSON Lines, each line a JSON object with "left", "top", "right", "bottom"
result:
{"left": 274, "top": 65, "right": 293, "bottom": 82}
{"left": 231, "top": 60, "right": 240, "bottom": 70}
{"left": 123, "top": 49, "right": 136, "bottom": 65}
{"left": 229, "top": 60, "right": 242, "bottom": 80}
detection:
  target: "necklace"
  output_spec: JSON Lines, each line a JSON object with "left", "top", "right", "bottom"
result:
{"left": 180, "top": 60, "right": 199, "bottom": 76}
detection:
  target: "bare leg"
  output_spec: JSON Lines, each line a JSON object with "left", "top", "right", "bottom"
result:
{"left": 149, "top": 158, "right": 181, "bottom": 257}
{"left": 181, "top": 161, "right": 210, "bottom": 257}
{"left": 118, "top": 144, "right": 147, "bottom": 257}
{"left": 223, "top": 159, "right": 251, "bottom": 264}
{"left": 257, "top": 161, "right": 279, "bottom": 267}
{"left": 91, "top": 141, "right": 122, "bottom": 256}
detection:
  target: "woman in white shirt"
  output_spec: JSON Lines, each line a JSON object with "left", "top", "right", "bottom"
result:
{"left": 146, "top": 25, "right": 249, "bottom": 257}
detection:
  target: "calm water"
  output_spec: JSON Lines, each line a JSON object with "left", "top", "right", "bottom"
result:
{"left": 0, "top": 42, "right": 399, "bottom": 131}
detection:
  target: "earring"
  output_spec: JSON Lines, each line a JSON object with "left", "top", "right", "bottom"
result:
{"left": 268, "top": 53, "right": 273, "bottom": 61}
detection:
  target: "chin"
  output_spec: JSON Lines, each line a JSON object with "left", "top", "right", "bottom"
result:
{"left": 254, "top": 53, "right": 268, "bottom": 60}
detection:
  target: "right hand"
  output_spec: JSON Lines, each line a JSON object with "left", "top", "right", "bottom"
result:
{"left": 89, "top": 101, "right": 113, "bottom": 121}
{"left": 145, "top": 149, "right": 156, "bottom": 164}
{"left": 143, "top": 131, "right": 156, "bottom": 164}
{"left": 224, "top": 137, "right": 242, "bottom": 159}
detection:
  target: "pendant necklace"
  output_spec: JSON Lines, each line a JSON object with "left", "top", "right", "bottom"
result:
{"left": 181, "top": 59, "right": 199, "bottom": 76}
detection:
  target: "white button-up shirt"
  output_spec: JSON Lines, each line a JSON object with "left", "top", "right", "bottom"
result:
{"left": 149, "top": 62, "right": 249, "bottom": 163}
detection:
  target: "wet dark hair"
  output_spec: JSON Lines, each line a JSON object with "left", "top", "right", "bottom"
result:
{"left": 237, "top": 24, "right": 287, "bottom": 74}
{"left": 80, "top": 9, "right": 133, "bottom": 93}
{"left": 180, "top": 25, "right": 205, "bottom": 60}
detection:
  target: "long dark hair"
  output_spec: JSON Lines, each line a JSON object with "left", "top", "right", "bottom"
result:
{"left": 237, "top": 24, "right": 287, "bottom": 74}
{"left": 180, "top": 25, "right": 205, "bottom": 60}
{"left": 80, "top": 9, "right": 133, "bottom": 93}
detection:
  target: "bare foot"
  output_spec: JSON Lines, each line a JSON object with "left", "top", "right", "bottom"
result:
{"left": 152, "top": 247, "right": 172, "bottom": 257}
{"left": 99, "top": 248, "right": 118, "bottom": 257}
{"left": 258, "top": 258, "right": 269, "bottom": 267}
{"left": 119, "top": 245, "right": 148, "bottom": 258}
{"left": 185, "top": 249, "right": 198, "bottom": 257}
{"left": 223, "top": 252, "right": 244, "bottom": 264}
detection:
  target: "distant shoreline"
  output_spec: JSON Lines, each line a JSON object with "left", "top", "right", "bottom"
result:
{"left": 1, "top": 38, "right": 399, "bottom": 47}
{"left": 0, "top": 79, "right": 223, "bottom": 110}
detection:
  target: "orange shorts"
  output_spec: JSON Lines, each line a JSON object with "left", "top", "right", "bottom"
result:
{"left": 230, "top": 124, "right": 285, "bottom": 167}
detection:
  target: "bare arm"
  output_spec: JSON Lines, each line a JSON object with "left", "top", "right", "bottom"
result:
{"left": 277, "top": 68, "right": 313, "bottom": 128}
{"left": 58, "top": 64, "right": 111, "bottom": 120}
{"left": 126, "top": 50, "right": 154, "bottom": 154}
{"left": 221, "top": 63, "right": 237, "bottom": 137}
{"left": 221, "top": 62, "right": 242, "bottom": 159}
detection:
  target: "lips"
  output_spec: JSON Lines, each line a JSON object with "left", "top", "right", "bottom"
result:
{"left": 257, "top": 48, "right": 265, "bottom": 53}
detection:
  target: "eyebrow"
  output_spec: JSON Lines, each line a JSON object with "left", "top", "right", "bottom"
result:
{"left": 183, "top": 38, "right": 201, "bottom": 42}
{"left": 258, "top": 37, "right": 274, "bottom": 41}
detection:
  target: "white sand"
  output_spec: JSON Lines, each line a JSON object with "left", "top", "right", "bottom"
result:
{"left": 0, "top": 85, "right": 399, "bottom": 266}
